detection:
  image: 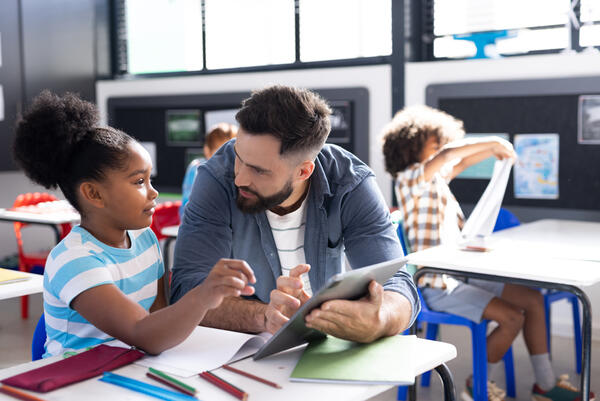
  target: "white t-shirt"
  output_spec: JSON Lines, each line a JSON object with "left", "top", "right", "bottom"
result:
{"left": 266, "top": 198, "right": 312, "bottom": 296}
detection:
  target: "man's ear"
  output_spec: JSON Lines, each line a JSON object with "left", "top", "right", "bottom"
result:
{"left": 296, "top": 160, "right": 315, "bottom": 182}
{"left": 79, "top": 181, "right": 105, "bottom": 209}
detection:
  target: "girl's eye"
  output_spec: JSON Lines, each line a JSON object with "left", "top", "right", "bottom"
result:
{"left": 136, "top": 178, "right": 144, "bottom": 185}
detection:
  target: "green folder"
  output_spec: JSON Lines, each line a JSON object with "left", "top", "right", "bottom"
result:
{"left": 290, "top": 335, "right": 416, "bottom": 385}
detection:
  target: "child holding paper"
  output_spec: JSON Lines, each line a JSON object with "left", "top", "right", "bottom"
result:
{"left": 13, "top": 91, "right": 256, "bottom": 358}
{"left": 382, "top": 105, "right": 592, "bottom": 401}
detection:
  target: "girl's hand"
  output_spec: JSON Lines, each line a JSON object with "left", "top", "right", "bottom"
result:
{"left": 199, "top": 259, "right": 256, "bottom": 310}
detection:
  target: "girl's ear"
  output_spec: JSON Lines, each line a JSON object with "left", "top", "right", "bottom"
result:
{"left": 79, "top": 181, "right": 105, "bottom": 209}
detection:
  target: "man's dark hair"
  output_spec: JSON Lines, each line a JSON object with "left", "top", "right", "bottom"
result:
{"left": 235, "top": 85, "right": 332, "bottom": 158}
{"left": 382, "top": 105, "right": 465, "bottom": 178}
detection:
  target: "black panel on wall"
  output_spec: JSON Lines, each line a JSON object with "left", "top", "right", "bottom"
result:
{"left": 108, "top": 88, "right": 369, "bottom": 193}
{"left": 0, "top": 0, "right": 24, "bottom": 170}
{"left": 0, "top": 0, "right": 110, "bottom": 172}
{"left": 20, "top": 0, "right": 102, "bottom": 102}
{"left": 427, "top": 78, "right": 600, "bottom": 211}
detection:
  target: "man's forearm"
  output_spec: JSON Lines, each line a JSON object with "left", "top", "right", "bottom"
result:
{"left": 200, "top": 297, "right": 268, "bottom": 333}
{"left": 380, "top": 291, "right": 413, "bottom": 337}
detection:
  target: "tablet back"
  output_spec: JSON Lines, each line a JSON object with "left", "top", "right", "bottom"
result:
{"left": 253, "top": 257, "right": 407, "bottom": 360}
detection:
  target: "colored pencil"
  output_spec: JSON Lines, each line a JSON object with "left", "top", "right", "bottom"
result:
{"left": 0, "top": 385, "right": 48, "bottom": 401}
{"left": 146, "top": 367, "right": 197, "bottom": 396}
{"left": 222, "top": 364, "right": 282, "bottom": 389}
{"left": 99, "top": 372, "right": 197, "bottom": 401}
{"left": 199, "top": 371, "right": 248, "bottom": 401}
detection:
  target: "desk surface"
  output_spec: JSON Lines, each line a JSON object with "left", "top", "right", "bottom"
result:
{"left": 407, "top": 219, "right": 600, "bottom": 287}
{"left": 0, "top": 201, "right": 80, "bottom": 225}
{"left": 0, "top": 271, "right": 44, "bottom": 301}
{"left": 0, "top": 338, "right": 456, "bottom": 401}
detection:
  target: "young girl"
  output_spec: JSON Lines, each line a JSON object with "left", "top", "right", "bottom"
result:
{"left": 14, "top": 91, "right": 256, "bottom": 358}
{"left": 382, "top": 105, "right": 593, "bottom": 401}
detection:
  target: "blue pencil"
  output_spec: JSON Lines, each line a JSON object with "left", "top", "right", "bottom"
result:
{"left": 99, "top": 372, "right": 199, "bottom": 401}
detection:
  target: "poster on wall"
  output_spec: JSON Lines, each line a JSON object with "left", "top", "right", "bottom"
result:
{"left": 513, "top": 133, "right": 559, "bottom": 199}
{"left": 578, "top": 95, "right": 600, "bottom": 144}
{"left": 166, "top": 110, "right": 202, "bottom": 146}
{"left": 457, "top": 133, "right": 510, "bottom": 179}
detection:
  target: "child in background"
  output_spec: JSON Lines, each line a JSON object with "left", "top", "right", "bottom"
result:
{"left": 382, "top": 105, "right": 593, "bottom": 401}
{"left": 14, "top": 91, "right": 255, "bottom": 357}
{"left": 180, "top": 123, "right": 238, "bottom": 217}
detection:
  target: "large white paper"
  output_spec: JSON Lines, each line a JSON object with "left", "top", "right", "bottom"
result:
{"left": 461, "top": 158, "right": 513, "bottom": 243}
{"left": 135, "top": 326, "right": 272, "bottom": 377}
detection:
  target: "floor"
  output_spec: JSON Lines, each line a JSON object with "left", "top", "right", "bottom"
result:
{"left": 1, "top": 294, "right": 597, "bottom": 401}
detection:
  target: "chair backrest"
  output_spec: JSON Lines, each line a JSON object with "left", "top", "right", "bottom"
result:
{"left": 150, "top": 201, "right": 182, "bottom": 241}
{"left": 13, "top": 192, "right": 72, "bottom": 257}
{"left": 31, "top": 313, "right": 46, "bottom": 360}
{"left": 493, "top": 207, "right": 521, "bottom": 232}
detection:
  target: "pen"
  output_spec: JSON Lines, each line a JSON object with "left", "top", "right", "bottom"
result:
{"left": 100, "top": 372, "right": 198, "bottom": 401}
{"left": 222, "top": 364, "right": 282, "bottom": 389}
{"left": 146, "top": 367, "right": 197, "bottom": 396}
{"left": 199, "top": 371, "right": 248, "bottom": 401}
{"left": 0, "top": 385, "right": 48, "bottom": 401}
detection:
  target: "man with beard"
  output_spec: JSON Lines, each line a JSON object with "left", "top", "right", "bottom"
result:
{"left": 170, "top": 85, "right": 419, "bottom": 342}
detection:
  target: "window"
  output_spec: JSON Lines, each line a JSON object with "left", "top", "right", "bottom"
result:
{"left": 125, "top": 0, "right": 203, "bottom": 74}
{"left": 429, "top": 0, "right": 600, "bottom": 60}
{"left": 117, "top": 0, "right": 392, "bottom": 76}
{"left": 299, "top": 0, "right": 391, "bottom": 62}
{"left": 580, "top": 0, "right": 600, "bottom": 48}
{"left": 204, "top": 0, "right": 295, "bottom": 69}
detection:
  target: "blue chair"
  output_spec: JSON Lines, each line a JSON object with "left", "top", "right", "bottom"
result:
{"left": 396, "top": 222, "right": 515, "bottom": 401}
{"left": 31, "top": 313, "right": 46, "bottom": 361}
{"left": 493, "top": 208, "right": 582, "bottom": 373}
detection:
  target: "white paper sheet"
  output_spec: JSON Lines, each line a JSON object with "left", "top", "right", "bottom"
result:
{"left": 135, "top": 326, "right": 272, "bottom": 377}
{"left": 461, "top": 158, "right": 513, "bottom": 243}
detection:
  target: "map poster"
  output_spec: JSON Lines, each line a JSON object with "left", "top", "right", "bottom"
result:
{"left": 513, "top": 133, "right": 559, "bottom": 199}
{"left": 457, "top": 133, "right": 510, "bottom": 179}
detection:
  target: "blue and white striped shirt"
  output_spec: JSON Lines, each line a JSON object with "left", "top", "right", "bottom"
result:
{"left": 42, "top": 226, "right": 164, "bottom": 358}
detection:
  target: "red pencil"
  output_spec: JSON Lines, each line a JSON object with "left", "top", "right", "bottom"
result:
{"left": 222, "top": 364, "right": 282, "bottom": 389}
{"left": 199, "top": 371, "right": 248, "bottom": 401}
{"left": 0, "top": 385, "right": 48, "bottom": 401}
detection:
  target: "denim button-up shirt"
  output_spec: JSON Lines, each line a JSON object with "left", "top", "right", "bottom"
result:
{"left": 170, "top": 141, "right": 419, "bottom": 326}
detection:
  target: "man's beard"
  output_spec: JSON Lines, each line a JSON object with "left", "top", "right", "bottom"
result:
{"left": 236, "top": 180, "right": 294, "bottom": 214}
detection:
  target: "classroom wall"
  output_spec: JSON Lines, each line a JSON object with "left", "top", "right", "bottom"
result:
{"left": 96, "top": 65, "right": 394, "bottom": 200}
{"left": 406, "top": 51, "right": 600, "bottom": 339}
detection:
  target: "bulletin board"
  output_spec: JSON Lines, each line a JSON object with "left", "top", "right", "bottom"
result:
{"left": 426, "top": 77, "right": 600, "bottom": 211}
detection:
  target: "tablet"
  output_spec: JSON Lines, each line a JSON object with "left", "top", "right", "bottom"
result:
{"left": 253, "top": 257, "right": 407, "bottom": 360}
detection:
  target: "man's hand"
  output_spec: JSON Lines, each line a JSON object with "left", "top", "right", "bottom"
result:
{"left": 304, "top": 281, "right": 391, "bottom": 343}
{"left": 265, "top": 264, "right": 311, "bottom": 334}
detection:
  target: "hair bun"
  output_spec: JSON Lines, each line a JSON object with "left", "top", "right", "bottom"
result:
{"left": 13, "top": 91, "right": 99, "bottom": 188}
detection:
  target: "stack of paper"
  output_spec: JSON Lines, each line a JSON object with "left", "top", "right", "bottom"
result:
{"left": 0, "top": 268, "right": 30, "bottom": 285}
{"left": 290, "top": 335, "right": 416, "bottom": 385}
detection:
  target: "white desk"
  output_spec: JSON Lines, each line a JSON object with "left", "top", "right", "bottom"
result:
{"left": 0, "top": 338, "right": 457, "bottom": 401}
{"left": 0, "top": 271, "right": 44, "bottom": 301}
{"left": 407, "top": 219, "right": 600, "bottom": 401}
{"left": 0, "top": 202, "right": 80, "bottom": 244}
